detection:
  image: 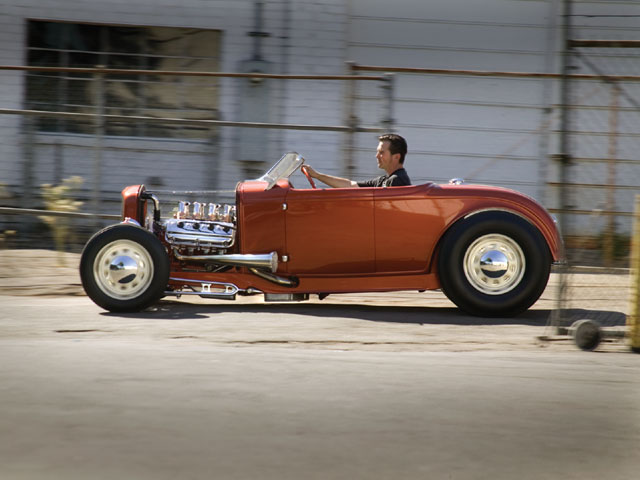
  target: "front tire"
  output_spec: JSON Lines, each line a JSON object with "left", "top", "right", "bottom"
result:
{"left": 80, "top": 224, "right": 170, "bottom": 312}
{"left": 437, "top": 212, "right": 551, "bottom": 317}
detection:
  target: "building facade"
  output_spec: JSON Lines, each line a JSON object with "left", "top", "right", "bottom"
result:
{"left": 1, "top": 0, "right": 639, "bottom": 240}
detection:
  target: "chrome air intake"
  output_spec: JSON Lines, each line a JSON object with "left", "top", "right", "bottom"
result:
{"left": 176, "top": 201, "right": 235, "bottom": 223}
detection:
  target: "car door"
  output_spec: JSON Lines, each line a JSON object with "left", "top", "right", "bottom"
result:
{"left": 373, "top": 184, "right": 443, "bottom": 273}
{"left": 284, "top": 188, "right": 375, "bottom": 274}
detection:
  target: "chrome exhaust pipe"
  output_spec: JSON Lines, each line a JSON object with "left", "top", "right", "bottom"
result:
{"left": 173, "top": 250, "right": 278, "bottom": 273}
{"left": 249, "top": 267, "right": 298, "bottom": 287}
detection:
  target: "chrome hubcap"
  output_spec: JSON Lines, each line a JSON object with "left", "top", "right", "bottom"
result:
{"left": 93, "top": 240, "right": 154, "bottom": 299}
{"left": 463, "top": 234, "right": 525, "bottom": 295}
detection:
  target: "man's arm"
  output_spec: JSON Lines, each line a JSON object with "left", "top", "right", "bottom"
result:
{"left": 304, "top": 166, "right": 358, "bottom": 188}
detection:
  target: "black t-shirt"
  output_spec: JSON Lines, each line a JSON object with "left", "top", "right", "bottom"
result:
{"left": 357, "top": 168, "right": 411, "bottom": 188}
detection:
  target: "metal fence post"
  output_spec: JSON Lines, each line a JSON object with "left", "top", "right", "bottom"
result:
{"left": 54, "top": 141, "right": 63, "bottom": 185}
{"left": 205, "top": 124, "right": 220, "bottom": 193}
{"left": 344, "top": 61, "right": 357, "bottom": 179}
{"left": 21, "top": 116, "right": 36, "bottom": 209}
{"left": 92, "top": 66, "right": 105, "bottom": 228}
{"left": 628, "top": 194, "right": 640, "bottom": 353}
{"left": 382, "top": 73, "right": 394, "bottom": 133}
{"left": 551, "top": 0, "right": 574, "bottom": 333}
{"left": 604, "top": 83, "right": 619, "bottom": 263}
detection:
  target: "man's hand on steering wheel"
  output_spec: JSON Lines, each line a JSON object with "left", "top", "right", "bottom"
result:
{"left": 301, "top": 165, "right": 317, "bottom": 189}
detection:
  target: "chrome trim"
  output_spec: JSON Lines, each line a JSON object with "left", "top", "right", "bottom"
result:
{"left": 93, "top": 239, "right": 154, "bottom": 300}
{"left": 147, "top": 193, "right": 160, "bottom": 215}
{"left": 192, "top": 202, "right": 204, "bottom": 220}
{"left": 207, "top": 203, "right": 219, "bottom": 221}
{"left": 168, "top": 232, "right": 234, "bottom": 248}
{"left": 165, "top": 218, "right": 236, "bottom": 249}
{"left": 264, "top": 293, "right": 309, "bottom": 302}
{"left": 122, "top": 218, "right": 141, "bottom": 227}
{"left": 173, "top": 250, "right": 278, "bottom": 273}
{"left": 140, "top": 192, "right": 161, "bottom": 223}
{"left": 167, "top": 277, "right": 246, "bottom": 299}
{"left": 164, "top": 291, "right": 237, "bottom": 299}
{"left": 177, "top": 201, "right": 190, "bottom": 219}
{"left": 249, "top": 267, "right": 298, "bottom": 287}
{"left": 256, "top": 152, "right": 305, "bottom": 190}
{"left": 463, "top": 233, "right": 526, "bottom": 296}
{"left": 479, "top": 250, "right": 509, "bottom": 275}
{"left": 222, "top": 204, "right": 234, "bottom": 223}
{"left": 463, "top": 207, "right": 529, "bottom": 221}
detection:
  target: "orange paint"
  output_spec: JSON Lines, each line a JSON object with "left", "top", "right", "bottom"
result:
{"left": 127, "top": 179, "right": 562, "bottom": 295}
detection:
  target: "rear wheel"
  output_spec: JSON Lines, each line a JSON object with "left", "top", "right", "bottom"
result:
{"left": 437, "top": 212, "right": 551, "bottom": 317}
{"left": 80, "top": 224, "right": 169, "bottom": 312}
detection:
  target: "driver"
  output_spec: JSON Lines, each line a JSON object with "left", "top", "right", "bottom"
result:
{"left": 303, "top": 133, "right": 411, "bottom": 188}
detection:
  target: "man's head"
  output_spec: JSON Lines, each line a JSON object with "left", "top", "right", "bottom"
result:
{"left": 376, "top": 134, "right": 408, "bottom": 174}
{"left": 378, "top": 134, "right": 407, "bottom": 163}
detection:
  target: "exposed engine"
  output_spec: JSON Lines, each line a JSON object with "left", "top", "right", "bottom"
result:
{"left": 165, "top": 201, "right": 237, "bottom": 254}
{"left": 161, "top": 199, "right": 286, "bottom": 283}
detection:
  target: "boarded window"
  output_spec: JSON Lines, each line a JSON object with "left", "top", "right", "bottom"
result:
{"left": 25, "top": 20, "right": 221, "bottom": 139}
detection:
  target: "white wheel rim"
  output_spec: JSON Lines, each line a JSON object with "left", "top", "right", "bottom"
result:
{"left": 463, "top": 234, "right": 525, "bottom": 295}
{"left": 93, "top": 239, "right": 154, "bottom": 300}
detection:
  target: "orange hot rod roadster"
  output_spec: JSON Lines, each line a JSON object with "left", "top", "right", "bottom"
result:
{"left": 80, "top": 152, "right": 563, "bottom": 316}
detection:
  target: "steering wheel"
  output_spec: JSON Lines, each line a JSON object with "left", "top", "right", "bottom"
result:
{"left": 300, "top": 165, "right": 316, "bottom": 189}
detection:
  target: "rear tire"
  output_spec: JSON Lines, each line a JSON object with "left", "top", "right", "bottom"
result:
{"left": 80, "top": 224, "right": 169, "bottom": 312}
{"left": 437, "top": 212, "right": 551, "bottom": 317}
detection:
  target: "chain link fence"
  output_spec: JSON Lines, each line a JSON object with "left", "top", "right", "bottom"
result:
{"left": 550, "top": 27, "right": 640, "bottom": 332}
{"left": 1, "top": 53, "right": 638, "bottom": 332}
{"left": 0, "top": 65, "right": 390, "bottom": 251}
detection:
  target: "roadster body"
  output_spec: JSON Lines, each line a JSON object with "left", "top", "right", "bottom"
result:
{"left": 80, "top": 153, "right": 563, "bottom": 316}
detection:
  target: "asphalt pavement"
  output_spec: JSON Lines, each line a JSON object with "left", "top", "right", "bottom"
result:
{"left": 0, "top": 248, "right": 633, "bottom": 352}
{"left": 1, "top": 249, "right": 638, "bottom": 479}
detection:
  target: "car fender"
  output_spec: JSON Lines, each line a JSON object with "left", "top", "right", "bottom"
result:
{"left": 430, "top": 206, "right": 562, "bottom": 275}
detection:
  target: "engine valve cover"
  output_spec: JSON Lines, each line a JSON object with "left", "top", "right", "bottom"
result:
{"left": 165, "top": 218, "right": 235, "bottom": 250}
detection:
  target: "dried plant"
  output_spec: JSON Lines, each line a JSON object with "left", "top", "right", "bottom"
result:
{"left": 0, "top": 183, "right": 16, "bottom": 249}
{"left": 0, "top": 229, "right": 15, "bottom": 249}
{"left": 39, "top": 176, "right": 84, "bottom": 265}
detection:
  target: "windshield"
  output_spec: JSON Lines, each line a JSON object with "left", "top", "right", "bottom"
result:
{"left": 256, "top": 152, "right": 305, "bottom": 190}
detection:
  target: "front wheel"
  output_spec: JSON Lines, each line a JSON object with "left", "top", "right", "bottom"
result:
{"left": 437, "top": 212, "right": 551, "bottom": 317}
{"left": 80, "top": 224, "right": 170, "bottom": 312}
